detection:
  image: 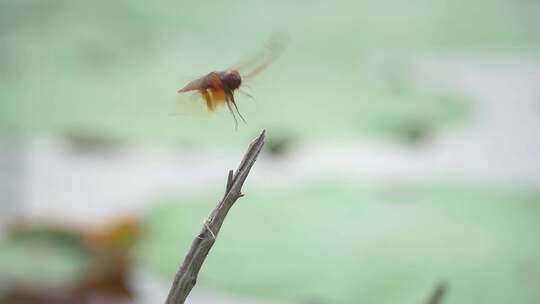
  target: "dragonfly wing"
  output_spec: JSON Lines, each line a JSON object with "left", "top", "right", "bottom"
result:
{"left": 231, "top": 33, "right": 289, "bottom": 80}
{"left": 174, "top": 91, "right": 208, "bottom": 116}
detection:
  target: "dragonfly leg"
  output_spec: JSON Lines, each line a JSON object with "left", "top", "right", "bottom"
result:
{"left": 229, "top": 93, "right": 247, "bottom": 124}
{"left": 225, "top": 100, "right": 239, "bottom": 130}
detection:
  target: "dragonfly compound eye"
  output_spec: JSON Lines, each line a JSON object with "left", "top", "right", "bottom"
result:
{"left": 225, "top": 70, "right": 242, "bottom": 90}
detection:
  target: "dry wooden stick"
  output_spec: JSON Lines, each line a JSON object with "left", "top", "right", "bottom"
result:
{"left": 165, "top": 130, "right": 266, "bottom": 304}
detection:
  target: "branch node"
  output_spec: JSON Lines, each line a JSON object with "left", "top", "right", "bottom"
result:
{"left": 204, "top": 221, "right": 216, "bottom": 240}
{"left": 225, "top": 169, "right": 234, "bottom": 194}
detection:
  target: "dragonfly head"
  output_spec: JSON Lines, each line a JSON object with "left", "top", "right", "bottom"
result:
{"left": 223, "top": 70, "right": 242, "bottom": 91}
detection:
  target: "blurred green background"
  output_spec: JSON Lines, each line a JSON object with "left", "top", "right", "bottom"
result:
{"left": 1, "top": 0, "right": 540, "bottom": 303}
{"left": 5, "top": 0, "right": 532, "bottom": 143}
{"left": 142, "top": 184, "right": 540, "bottom": 303}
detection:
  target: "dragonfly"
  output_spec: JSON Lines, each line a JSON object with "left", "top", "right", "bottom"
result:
{"left": 176, "top": 34, "right": 288, "bottom": 129}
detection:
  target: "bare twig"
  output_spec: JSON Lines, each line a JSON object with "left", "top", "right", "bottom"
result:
{"left": 225, "top": 169, "right": 234, "bottom": 194}
{"left": 165, "top": 130, "right": 266, "bottom": 304}
{"left": 425, "top": 281, "right": 448, "bottom": 304}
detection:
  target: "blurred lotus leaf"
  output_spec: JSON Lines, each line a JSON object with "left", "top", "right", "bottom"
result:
{"left": 139, "top": 184, "right": 540, "bottom": 304}
{"left": 0, "top": 217, "right": 141, "bottom": 304}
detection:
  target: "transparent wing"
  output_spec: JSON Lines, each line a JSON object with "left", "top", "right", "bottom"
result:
{"left": 231, "top": 33, "right": 289, "bottom": 80}
{"left": 172, "top": 92, "right": 210, "bottom": 117}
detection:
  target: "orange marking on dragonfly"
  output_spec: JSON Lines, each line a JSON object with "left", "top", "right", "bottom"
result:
{"left": 177, "top": 34, "right": 288, "bottom": 129}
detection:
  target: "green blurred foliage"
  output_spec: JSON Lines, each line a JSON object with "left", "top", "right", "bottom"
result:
{"left": 140, "top": 183, "right": 540, "bottom": 303}
{"left": 0, "top": 232, "right": 91, "bottom": 288}
{"left": 3, "top": 0, "right": 538, "bottom": 144}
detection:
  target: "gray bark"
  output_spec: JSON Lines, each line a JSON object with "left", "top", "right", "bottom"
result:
{"left": 165, "top": 130, "right": 266, "bottom": 304}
